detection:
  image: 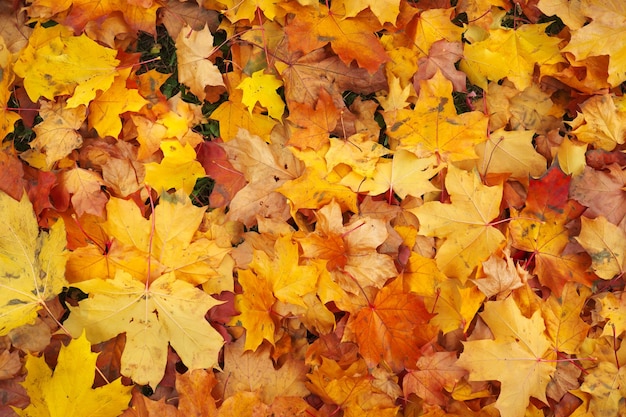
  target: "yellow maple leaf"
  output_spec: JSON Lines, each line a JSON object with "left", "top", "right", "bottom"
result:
{"left": 325, "top": 135, "right": 388, "bottom": 179}
{"left": 360, "top": 150, "right": 441, "bottom": 199}
{"left": 13, "top": 331, "right": 131, "bottom": 417}
{"left": 412, "top": 8, "right": 464, "bottom": 58}
{"left": 277, "top": 167, "right": 358, "bottom": 215}
{"left": 144, "top": 140, "right": 206, "bottom": 195}
{"left": 343, "top": 0, "right": 400, "bottom": 25}
{"left": 155, "top": 192, "right": 232, "bottom": 286}
{"left": 250, "top": 235, "right": 318, "bottom": 308}
{"left": 88, "top": 67, "right": 147, "bottom": 139}
{"left": 0, "top": 191, "right": 67, "bottom": 335}
{"left": 475, "top": 128, "right": 547, "bottom": 181}
{"left": 596, "top": 292, "right": 626, "bottom": 338}
{"left": 569, "top": 94, "right": 626, "bottom": 151}
{"left": 411, "top": 165, "right": 505, "bottom": 281}
{"left": 237, "top": 70, "right": 285, "bottom": 120}
{"left": 220, "top": 0, "right": 279, "bottom": 22}
{"left": 456, "top": 297, "right": 557, "bottom": 417}
{"left": 425, "top": 279, "right": 485, "bottom": 334}
{"left": 210, "top": 100, "right": 277, "bottom": 142}
{"left": 388, "top": 71, "right": 488, "bottom": 163}
{"left": 231, "top": 268, "right": 277, "bottom": 351}
{"left": 400, "top": 252, "right": 447, "bottom": 297}
{"left": 64, "top": 271, "right": 224, "bottom": 388}
{"left": 576, "top": 216, "right": 626, "bottom": 280}
{"left": 460, "top": 23, "right": 565, "bottom": 90}
{"left": 579, "top": 361, "right": 626, "bottom": 416}
{"left": 13, "top": 24, "right": 119, "bottom": 108}
{"left": 67, "top": 191, "right": 232, "bottom": 286}
{"left": 541, "top": 282, "right": 591, "bottom": 355}
{"left": 176, "top": 24, "right": 224, "bottom": 101}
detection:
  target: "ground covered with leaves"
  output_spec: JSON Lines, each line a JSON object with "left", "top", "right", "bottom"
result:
{"left": 0, "top": 0, "right": 625, "bottom": 416}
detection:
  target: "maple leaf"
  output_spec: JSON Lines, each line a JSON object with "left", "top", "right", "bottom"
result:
{"left": 475, "top": 128, "right": 547, "bottom": 181}
{"left": 62, "top": 0, "right": 160, "bottom": 35}
{"left": 29, "top": 99, "right": 86, "bottom": 167}
{"left": 144, "top": 140, "right": 206, "bottom": 195}
{"left": 403, "top": 347, "right": 467, "bottom": 406}
{"left": 415, "top": 39, "right": 466, "bottom": 92}
{"left": 410, "top": 8, "right": 464, "bottom": 57}
{"left": 400, "top": 252, "right": 447, "bottom": 297}
{"left": 13, "top": 24, "right": 119, "bottom": 107}
{"left": 307, "top": 358, "right": 399, "bottom": 417}
{"left": 176, "top": 24, "right": 224, "bottom": 102}
{"left": 210, "top": 99, "right": 277, "bottom": 142}
{"left": 12, "top": 332, "right": 131, "bottom": 417}
{"left": 248, "top": 235, "right": 318, "bottom": 308}
{"left": 541, "top": 282, "right": 591, "bottom": 354}
{"left": 568, "top": 94, "right": 626, "bottom": 151}
{"left": 275, "top": 48, "right": 388, "bottom": 109}
{"left": 579, "top": 361, "right": 626, "bottom": 416}
{"left": 411, "top": 165, "right": 506, "bottom": 281}
{"left": 80, "top": 140, "right": 145, "bottom": 198}
{"left": 175, "top": 370, "right": 219, "bottom": 416}
{"left": 87, "top": 68, "right": 148, "bottom": 139}
{"left": 344, "top": 278, "right": 433, "bottom": 372}
{"left": 388, "top": 71, "right": 489, "bottom": 163}
{"left": 231, "top": 268, "right": 277, "bottom": 351}
{"left": 237, "top": 70, "right": 284, "bottom": 120}
{"left": 570, "top": 164, "right": 626, "bottom": 225}
{"left": 286, "top": 89, "right": 340, "bottom": 150}
{"left": 562, "top": 0, "right": 626, "bottom": 87}
{"left": 425, "top": 278, "right": 485, "bottom": 334}
{"left": 220, "top": 0, "right": 280, "bottom": 22}
{"left": 282, "top": 2, "right": 389, "bottom": 73}
{"left": 277, "top": 167, "right": 359, "bottom": 220}
{"left": 0, "top": 191, "right": 67, "bottom": 336}
{"left": 58, "top": 167, "right": 108, "bottom": 218}
{"left": 595, "top": 291, "right": 626, "bottom": 338}
{"left": 537, "top": 0, "right": 586, "bottom": 30}
{"left": 576, "top": 216, "right": 626, "bottom": 280}
{"left": 355, "top": 150, "right": 440, "bottom": 199}
{"left": 67, "top": 191, "right": 230, "bottom": 286}
{"left": 343, "top": 0, "right": 400, "bottom": 25}
{"left": 460, "top": 23, "right": 565, "bottom": 90}
{"left": 216, "top": 338, "right": 309, "bottom": 404}
{"left": 457, "top": 297, "right": 557, "bottom": 417}
{"left": 221, "top": 129, "right": 302, "bottom": 227}
{"left": 325, "top": 136, "right": 388, "bottom": 179}
{"left": 64, "top": 271, "right": 224, "bottom": 388}
{"left": 297, "top": 200, "right": 397, "bottom": 293}
{"left": 474, "top": 251, "right": 527, "bottom": 299}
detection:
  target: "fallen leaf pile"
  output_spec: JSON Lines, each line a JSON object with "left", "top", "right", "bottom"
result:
{"left": 1, "top": 0, "right": 626, "bottom": 416}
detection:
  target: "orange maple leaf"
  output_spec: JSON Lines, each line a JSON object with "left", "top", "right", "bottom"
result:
{"left": 287, "top": 89, "right": 340, "bottom": 150}
{"left": 344, "top": 278, "right": 434, "bottom": 372}
{"left": 282, "top": 2, "right": 389, "bottom": 73}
